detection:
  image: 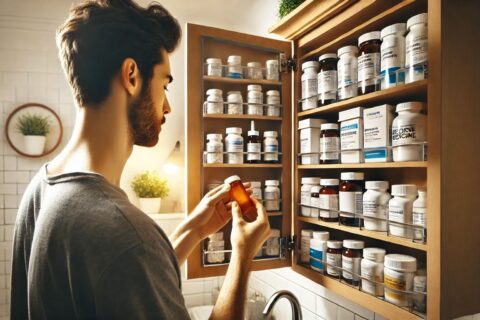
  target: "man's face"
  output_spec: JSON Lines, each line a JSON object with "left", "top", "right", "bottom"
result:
{"left": 128, "top": 50, "right": 172, "bottom": 147}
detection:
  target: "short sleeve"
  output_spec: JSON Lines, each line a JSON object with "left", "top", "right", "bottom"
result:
{"left": 94, "top": 243, "right": 190, "bottom": 320}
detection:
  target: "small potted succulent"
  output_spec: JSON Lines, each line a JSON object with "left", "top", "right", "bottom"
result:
{"left": 131, "top": 171, "right": 170, "bottom": 213}
{"left": 16, "top": 113, "right": 51, "bottom": 155}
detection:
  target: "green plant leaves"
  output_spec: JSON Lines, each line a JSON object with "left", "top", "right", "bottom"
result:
{"left": 15, "top": 113, "right": 51, "bottom": 136}
{"left": 278, "top": 0, "right": 305, "bottom": 18}
{"left": 130, "top": 171, "right": 170, "bottom": 199}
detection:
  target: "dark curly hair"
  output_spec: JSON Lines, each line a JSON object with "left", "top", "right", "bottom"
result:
{"left": 56, "top": 0, "right": 181, "bottom": 107}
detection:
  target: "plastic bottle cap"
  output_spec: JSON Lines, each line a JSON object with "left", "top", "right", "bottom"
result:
{"left": 343, "top": 239, "right": 364, "bottom": 249}
{"left": 206, "top": 58, "right": 222, "bottom": 64}
{"left": 226, "top": 127, "right": 242, "bottom": 134}
{"left": 407, "top": 13, "right": 428, "bottom": 30}
{"left": 365, "top": 181, "right": 389, "bottom": 190}
{"left": 340, "top": 172, "right": 364, "bottom": 181}
{"left": 224, "top": 175, "right": 241, "bottom": 185}
{"left": 248, "top": 84, "right": 262, "bottom": 92}
{"left": 358, "top": 31, "right": 381, "bottom": 46}
{"left": 384, "top": 254, "right": 417, "bottom": 272}
{"left": 206, "top": 88, "right": 223, "bottom": 96}
{"left": 301, "top": 229, "right": 314, "bottom": 237}
{"left": 381, "top": 23, "right": 407, "bottom": 40}
{"left": 264, "top": 131, "right": 278, "bottom": 138}
{"left": 301, "top": 61, "right": 319, "bottom": 72}
{"left": 266, "top": 90, "right": 280, "bottom": 96}
{"left": 337, "top": 45, "right": 358, "bottom": 57}
{"left": 312, "top": 231, "right": 329, "bottom": 240}
{"left": 301, "top": 177, "right": 321, "bottom": 184}
{"left": 207, "top": 133, "right": 222, "bottom": 141}
{"left": 396, "top": 101, "right": 425, "bottom": 113}
{"left": 311, "top": 186, "right": 321, "bottom": 193}
{"left": 363, "top": 247, "right": 386, "bottom": 262}
{"left": 247, "top": 62, "right": 261, "bottom": 68}
{"left": 327, "top": 240, "right": 343, "bottom": 249}
{"left": 391, "top": 184, "right": 418, "bottom": 196}
{"left": 248, "top": 121, "right": 259, "bottom": 136}
{"left": 320, "top": 179, "right": 339, "bottom": 186}
{"left": 208, "top": 232, "right": 224, "bottom": 240}
{"left": 227, "top": 91, "right": 242, "bottom": 96}
{"left": 249, "top": 181, "right": 261, "bottom": 188}
{"left": 417, "top": 188, "right": 427, "bottom": 196}
{"left": 321, "top": 123, "right": 339, "bottom": 131}
{"left": 269, "top": 229, "right": 281, "bottom": 237}
{"left": 318, "top": 53, "right": 337, "bottom": 62}
{"left": 266, "top": 59, "right": 278, "bottom": 66}
{"left": 265, "top": 180, "right": 280, "bottom": 186}
{"left": 227, "top": 55, "right": 241, "bottom": 63}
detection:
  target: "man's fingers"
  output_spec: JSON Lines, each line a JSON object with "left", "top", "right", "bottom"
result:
{"left": 206, "top": 183, "right": 231, "bottom": 205}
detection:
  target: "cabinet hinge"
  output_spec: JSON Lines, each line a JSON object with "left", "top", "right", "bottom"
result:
{"left": 279, "top": 53, "right": 296, "bottom": 73}
{"left": 280, "top": 235, "right": 297, "bottom": 259}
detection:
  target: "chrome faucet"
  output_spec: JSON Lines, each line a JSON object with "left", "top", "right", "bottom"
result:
{"left": 262, "top": 290, "right": 302, "bottom": 320}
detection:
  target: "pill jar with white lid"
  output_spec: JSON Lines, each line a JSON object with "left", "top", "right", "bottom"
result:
{"left": 264, "top": 180, "right": 280, "bottom": 212}
{"left": 248, "top": 181, "right": 262, "bottom": 200}
{"left": 300, "top": 229, "right": 315, "bottom": 263}
{"left": 265, "top": 229, "right": 280, "bottom": 256}
{"left": 310, "top": 185, "right": 321, "bottom": 218}
{"left": 317, "top": 53, "right": 338, "bottom": 105}
{"left": 392, "top": 101, "right": 427, "bottom": 162}
{"left": 266, "top": 59, "right": 279, "bottom": 81}
{"left": 326, "top": 240, "right": 343, "bottom": 277}
{"left": 380, "top": 23, "right": 406, "bottom": 89}
{"left": 363, "top": 181, "right": 391, "bottom": 231}
{"left": 358, "top": 31, "right": 381, "bottom": 95}
{"left": 225, "top": 127, "right": 243, "bottom": 164}
{"left": 263, "top": 131, "right": 279, "bottom": 162}
{"left": 339, "top": 172, "right": 364, "bottom": 227}
{"left": 320, "top": 123, "right": 340, "bottom": 164}
{"left": 413, "top": 188, "right": 427, "bottom": 241}
{"left": 247, "top": 62, "right": 263, "bottom": 80}
{"left": 413, "top": 274, "right": 427, "bottom": 313}
{"left": 301, "top": 177, "right": 321, "bottom": 217}
{"left": 337, "top": 46, "right": 358, "bottom": 100}
{"left": 227, "top": 91, "right": 243, "bottom": 115}
{"left": 342, "top": 239, "right": 364, "bottom": 285}
{"left": 206, "top": 89, "right": 223, "bottom": 114}
{"left": 206, "top": 232, "right": 225, "bottom": 263}
{"left": 206, "top": 133, "right": 223, "bottom": 164}
{"left": 227, "top": 55, "right": 242, "bottom": 78}
{"left": 301, "top": 61, "right": 320, "bottom": 110}
{"left": 319, "top": 179, "right": 339, "bottom": 222}
{"left": 206, "top": 58, "right": 222, "bottom": 77}
{"left": 247, "top": 85, "right": 264, "bottom": 115}
{"left": 389, "top": 184, "right": 418, "bottom": 238}
{"left": 310, "top": 231, "right": 329, "bottom": 272}
{"left": 406, "top": 13, "right": 428, "bottom": 83}
{"left": 361, "top": 247, "right": 386, "bottom": 296}
{"left": 384, "top": 254, "right": 417, "bottom": 306}
{"left": 266, "top": 90, "right": 281, "bottom": 117}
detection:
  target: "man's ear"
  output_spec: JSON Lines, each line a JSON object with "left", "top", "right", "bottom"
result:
{"left": 121, "top": 58, "right": 141, "bottom": 96}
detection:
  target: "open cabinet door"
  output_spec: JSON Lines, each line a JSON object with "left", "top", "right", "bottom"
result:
{"left": 186, "top": 23, "right": 293, "bottom": 279}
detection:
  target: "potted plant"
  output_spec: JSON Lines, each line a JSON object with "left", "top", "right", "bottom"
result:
{"left": 131, "top": 171, "right": 170, "bottom": 213}
{"left": 16, "top": 113, "right": 51, "bottom": 155}
{"left": 278, "top": 0, "right": 305, "bottom": 18}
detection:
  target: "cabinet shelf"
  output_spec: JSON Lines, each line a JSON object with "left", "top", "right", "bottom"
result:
{"left": 298, "top": 80, "right": 427, "bottom": 117}
{"left": 203, "top": 76, "right": 282, "bottom": 86}
{"left": 291, "top": 264, "right": 424, "bottom": 320}
{"left": 298, "top": 161, "right": 427, "bottom": 169}
{"left": 204, "top": 114, "right": 282, "bottom": 121}
{"left": 203, "top": 163, "right": 283, "bottom": 168}
{"left": 298, "top": 216, "right": 427, "bottom": 251}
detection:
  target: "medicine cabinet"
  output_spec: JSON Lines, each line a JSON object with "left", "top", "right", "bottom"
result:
{"left": 185, "top": 0, "right": 480, "bottom": 319}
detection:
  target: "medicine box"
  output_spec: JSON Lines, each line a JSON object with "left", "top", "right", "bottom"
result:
{"left": 363, "top": 104, "right": 394, "bottom": 162}
{"left": 299, "top": 118, "right": 327, "bottom": 164}
{"left": 338, "top": 107, "right": 364, "bottom": 164}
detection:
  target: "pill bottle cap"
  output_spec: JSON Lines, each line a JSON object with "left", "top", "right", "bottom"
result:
{"left": 312, "top": 231, "right": 329, "bottom": 240}
{"left": 266, "top": 90, "right": 280, "bottom": 96}
{"left": 264, "top": 131, "right": 278, "bottom": 138}
{"left": 391, "top": 184, "right": 418, "bottom": 196}
{"left": 265, "top": 180, "right": 280, "bottom": 186}
{"left": 227, "top": 55, "right": 241, "bottom": 63}
{"left": 358, "top": 31, "right": 381, "bottom": 46}
{"left": 341, "top": 172, "right": 364, "bottom": 181}
{"left": 321, "top": 123, "right": 339, "bottom": 131}
{"left": 363, "top": 247, "right": 386, "bottom": 262}
{"left": 320, "top": 179, "right": 340, "bottom": 186}
{"left": 206, "top": 58, "right": 222, "bottom": 64}
{"left": 327, "top": 240, "right": 343, "bottom": 249}
{"left": 338, "top": 45, "right": 358, "bottom": 57}
{"left": 384, "top": 254, "right": 417, "bottom": 272}
{"left": 319, "top": 53, "right": 337, "bottom": 61}
{"left": 302, "top": 61, "right": 319, "bottom": 71}
{"left": 396, "top": 101, "right": 425, "bottom": 113}
{"left": 248, "top": 84, "right": 262, "bottom": 92}
{"left": 224, "top": 175, "right": 241, "bottom": 185}
{"left": 301, "top": 229, "right": 314, "bottom": 237}
{"left": 301, "top": 177, "right": 321, "bottom": 184}
{"left": 206, "top": 88, "right": 223, "bottom": 96}
{"left": 407, "top": 13, "right": 428, "bottom": 30}
{"left": 381, "top": 23, "right": 407, "bottom": 39}
{"left": 226, "top": 127, "right": 242, "bottom": 135}
{"left": 206, "top": 133, "right": 222, "bottom": 141}
{"left": 343, "top": 239, "right": 364, "bottom": 249}
{"left": 365, "top": 181, "right": 389, "bottom": 190}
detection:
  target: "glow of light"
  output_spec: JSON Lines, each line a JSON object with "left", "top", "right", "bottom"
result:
{"left": 163, "top": 163, "right": 179, "bottom": 175}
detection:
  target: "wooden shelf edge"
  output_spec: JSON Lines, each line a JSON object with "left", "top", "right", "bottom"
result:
{"left": 267, "top": 212, "right": 284, "bottom": 217}
{"left": 298, "top": 161, "right": 427, "bottom": 169}
{"left": 204, "top": 114, "right": 282, "bottom": 121}
{"left": 203, "top": 164, "right": 283, "bottom": 168}
{"left": 298, "top": 217, "right": 427, "bottom": 251}
{"left": 291, "top": 264, "right": 424, "bottom": 320}
{"left": 203, "top": 76, "right": 282, "bottom": 86}
{"left": 298, "top": 80, "right": 428, "bottom": 117}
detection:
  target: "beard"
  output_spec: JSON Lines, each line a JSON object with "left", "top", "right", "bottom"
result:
{"left": 127, "top": 85, "right": 164, "bottom": 147}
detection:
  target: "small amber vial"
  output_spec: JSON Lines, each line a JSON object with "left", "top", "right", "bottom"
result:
{"left": 224, "top": 175, "right": 257, "bottom": 222}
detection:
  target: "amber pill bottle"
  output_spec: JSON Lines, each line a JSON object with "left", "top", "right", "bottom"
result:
{"left": 224, "top": 175, "right": 257, "bottom": 222}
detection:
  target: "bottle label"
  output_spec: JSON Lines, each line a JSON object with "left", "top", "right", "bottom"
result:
{"left": 319, "top": 194, "right": 338, "bottom": 210}
{"left": 311, "top": 196, "right": 320, "bottom": 209}
{"left": 406, "top": 34, "right": 428, "bottom": 67}
{"left": 206, "top": 102, "right": 223, "bottom": 114}
{"left": 310, "top": 247, "right": 325, "bottom": 271}
{"left": 339, "top": 191, "right": 363, "bottom": 216}
{"left": 301, "top": 237, "right": 311, "bottom": 263}
{"left": 381, "top": 37, "right": 405, "bottom": 86}
{"left": 338, "top": 58, "right": 357, "bottom": 89}
{"left": 247, "top": 142, "right": 261, "bottom": 161}
{"left": 358, "top": 52, "right": 380, "bottom": 83}
{"left": 320, "top": 137, "right": 340, "bottom": 160}
{"left": 363, "top": 200, "right": 388, "bottom": 217}
{"left": 388, "top": 204, "right": 406, "bottom": 222}
{"left": 264, "top": 143, "right": 279, "bottom": 161}
{"left": 326, "top": 253, "right": 342, "bottom": 276}
{"left": 342, "top": 256, "right": 361, "bottom": 280}
{"left": 392, "top": 124, "right": 418, "bottom": 146}
{"left": 361, "top": 262, "right": 384, "bottom": 295}
{"left": 413, "top": 207, "right": 426, "bottom": 227}
{"left": 227, "top": 104, "right": 243, "bottom": 115}
{"left": 207, "top": 144, "right": 222, "bottom": 152}
{"left": 318, "top": 70, "right": 337, "bottom": 100}
{"left": 301, "top": 191, "right": 311, "bottom": 206}
{"left": 340, "top": 121, "right": 361, "bottom": 150}
{"left": 302, "top": 78, "right": 318, "bottom": 99}
{"left": 226, "top": 140, "right": 243, "bottom": 152}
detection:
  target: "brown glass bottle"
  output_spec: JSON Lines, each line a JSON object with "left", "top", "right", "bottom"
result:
{"left": 318, "top": 53, "right": 338, "bottom": 105}
{"left": 319, "top": 179, "right": 340, "bottom": 222}
{"left": 339, "top": 172, "right": 364, "bottom": 227}
{"left": 342, "top": 239, "right": 364, "bottom": 286}
{"left": 320, "top": 123, "right": 340, "bottom": 164}
{"left": 326, "top": 240, "right": 343, "bottom": 277}
{"left": 358, "top": 31, "right": 381, "bottom": 95}
{"left": 246, "top": 121, "right": 261, "bottom": 164}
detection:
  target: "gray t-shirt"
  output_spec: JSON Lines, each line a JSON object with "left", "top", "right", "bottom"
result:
{"left": 10, "top": 166, "right": 190, "bottom": 319}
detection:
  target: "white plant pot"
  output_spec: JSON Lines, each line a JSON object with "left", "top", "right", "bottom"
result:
{"left": 138, "top": 197, "right": 162, "bottom": 213}
{"left": 23, "top": 135, "right": 46, "bottom": 155}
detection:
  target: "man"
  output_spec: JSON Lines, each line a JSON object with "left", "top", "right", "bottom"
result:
{"left": 10, "top": 0, "right": 271, "bottom": 319}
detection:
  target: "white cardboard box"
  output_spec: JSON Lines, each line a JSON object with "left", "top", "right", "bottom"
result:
{"left": 339, "top": 107, "right": 364, "bottom": 163}
{"left": 299, "top": 118, "right": 327, "bottom": 164}
{"left": 363, "top": 104, "right": 394, "bottom": 162}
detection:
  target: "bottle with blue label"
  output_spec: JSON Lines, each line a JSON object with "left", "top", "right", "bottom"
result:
{"left": 310, "top": 231, "right": 330, "bottom": 272}
{"left": 263, "top": 131, "right": 279, "bottom": 163}
{"left": 380, "top": 23, "right": 406, "bottom": 89}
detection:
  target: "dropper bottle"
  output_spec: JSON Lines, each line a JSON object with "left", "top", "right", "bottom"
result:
{"left": 247, "top": 121, "right": 261, "bottom": 163}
